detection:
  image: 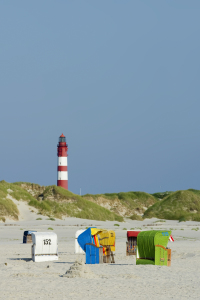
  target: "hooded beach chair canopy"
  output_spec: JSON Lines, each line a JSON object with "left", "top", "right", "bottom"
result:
{"left": 77, "top": 227, "right": 103, "bottom": 252}
{"left": 99, "top": 230, "right": 115, "bottom": 251}
{"left": 127, "top": 231, "right": 140, "bottom": 238}
{"left": 77, "top": 227, "right": 116, "bottom": 251}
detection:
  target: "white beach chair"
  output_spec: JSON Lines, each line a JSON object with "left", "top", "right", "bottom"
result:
{"left": 31, "top": 232, "right": 58, "bottom": 262}
{"left": 75, "top": 229, "right": 86, "bottom": 254}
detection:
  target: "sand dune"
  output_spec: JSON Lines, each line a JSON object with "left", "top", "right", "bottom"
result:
{"left": 6, "top": 194, "right": 40, "bottom": 222}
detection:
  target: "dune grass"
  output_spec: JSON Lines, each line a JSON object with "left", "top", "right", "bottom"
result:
{"left": 129, "top": 213, "right": 143, "bottom": 221}
{"left": 0, "top": 198, "right": 19, "bottom": 220}
{"left": 29, "top": 198, "right": 123, "bottom": 221}
{"left": 151, "top": 191, "right": 173, "bottom": 200}
{"left": 2, "top": 180, "right": 200, "bottom": 222}
{"left": 0, "top": 180, "right": 37, "bottom": 202}
{"left": 26, "top": 185, "right": 124, "bottom": 221}
{"left": 14, "top": 182, "right": 42, "bottom": 189}
{"left": 144, "top": 189, "right": 200, "bottom": 221}
{"left": 0, "top": 181, "right": 123, "bottom": 221}
{"left": 0, "top": 181, "right": 19, "bottom": 220}
{"left": 83, "top": 191, "right": 157, "bottom": 216}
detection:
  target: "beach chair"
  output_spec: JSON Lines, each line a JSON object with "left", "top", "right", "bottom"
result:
{"left": 75, "top": 229, "right": 86, "bottom": 254}
{"left": 31, "top": 232, "right": 58, "bottom": 262}
{"left": 126, "top": 231, "right": 140, "bottom": 256}
{"left": 99, "top": 230, "right": 115, "bottom": 263}
{"left": 136, "top": 230, "right": 171, "bottom": 266}
{"left": 23, "top": 231, "right": 37, "bottom": 244}
{"left": 78, "top": 227, "right": 114, "bottom": 264}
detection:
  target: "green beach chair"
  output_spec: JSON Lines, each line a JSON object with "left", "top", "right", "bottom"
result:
{"left": 136, "top": 230, "right": 171, "bottom": 266}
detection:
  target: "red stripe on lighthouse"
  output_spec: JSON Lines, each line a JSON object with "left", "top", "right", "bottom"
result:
{"left": 58, "top": 166, "right": 67, "bottom": 171}
{"left": 57, "top": 180, "right": 68, "bottom": 190}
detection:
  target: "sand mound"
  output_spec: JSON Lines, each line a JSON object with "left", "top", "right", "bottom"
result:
{"left": 63, "top": 260, "right": 96, "bottom": 278}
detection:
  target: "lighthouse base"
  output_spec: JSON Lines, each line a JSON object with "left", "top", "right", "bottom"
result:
{"left": 57, "top": 180, "right": 68, "bottom": 190}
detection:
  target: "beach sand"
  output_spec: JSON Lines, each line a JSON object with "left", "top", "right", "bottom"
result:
{"left": 0, "top": 203, "right": 200, "bottom": 299}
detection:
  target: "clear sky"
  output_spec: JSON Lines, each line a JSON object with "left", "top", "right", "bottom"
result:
{"left": 0, "top": 1, "right": 200, "bottom": 195}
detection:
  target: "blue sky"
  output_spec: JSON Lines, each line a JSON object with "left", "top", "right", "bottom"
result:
{"left": 0, "top": 1, "right": 200, "bottom": 195}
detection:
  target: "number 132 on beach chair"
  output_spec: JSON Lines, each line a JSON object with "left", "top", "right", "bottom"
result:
{"left": 31, "top": 232, "right": 58, "bottom": 262}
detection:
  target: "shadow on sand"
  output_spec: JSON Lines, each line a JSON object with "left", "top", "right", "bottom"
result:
{"left": 9, "top": 258, "right": 32, "bottom": 262}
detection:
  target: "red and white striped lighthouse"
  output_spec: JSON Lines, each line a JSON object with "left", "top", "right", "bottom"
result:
{"left": 57, "top": 133, "right": 68, "bottom": 190}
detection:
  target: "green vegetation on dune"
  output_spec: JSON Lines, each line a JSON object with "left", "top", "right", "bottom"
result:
{"left": 0, "top": 180, "right": 36, "bottom": 202}
{"left": 151, "top": 191, "right": 173, "bottom": 200}
{"left": 84, "top": 191, "right": 157, "bottom": 217}
{"left": 0, "top": 198, "right": 19, "bottom": 221}
{"left": 117, "top": 191, "right": 157, "bottom": 212}
{"left": 144, "top": 190, "right": 200, "bottom": 221}
{"left": 29, "top": 185, "right": 123, "bottom": 221}
{"left": 0, "top": 181, "right": 123, "bottom": 221}
{"left": 0, "top": 181, "right": 19, "bottom": 220}
{"left": 13, "top": 182, "right": 45, "bottom": 198}
{"left": 14, "top": 182, "right": 42, "bottom": 189}
{"left": 129, "top": 213, "right": 143, "bottom": 221}
{"left": 29, "top": 197, "right": 122, "bottom": 221}
{"left": 84, "top": 191, "right": 156, "bottom": 203}
{"left": 1, "top": 180, "right": 200, "bottom": 222}
{"left": 187, "top": 189, "right": 200, "bottom": 197}
{"left": 42, "top": 185, "right": 83, "bottom": 201}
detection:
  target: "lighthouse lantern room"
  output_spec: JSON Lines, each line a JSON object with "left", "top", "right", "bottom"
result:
{"left": 57, "top": 133, "right": 68, "bottom": 190}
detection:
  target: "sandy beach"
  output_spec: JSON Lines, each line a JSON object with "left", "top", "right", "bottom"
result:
{"left": 0, "top": 202, "right": 200, "bottom": 299}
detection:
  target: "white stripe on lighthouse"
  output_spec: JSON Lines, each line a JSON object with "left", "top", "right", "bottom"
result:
{"left": 57, "top": 171, "right": 68, "bottom": 180}
{"left": 58, "top": 157, "right": 68, "bottom": 166}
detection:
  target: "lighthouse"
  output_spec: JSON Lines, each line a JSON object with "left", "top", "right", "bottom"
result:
{"left": 57, "top": 133, "right": 68, "bottom": 190}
